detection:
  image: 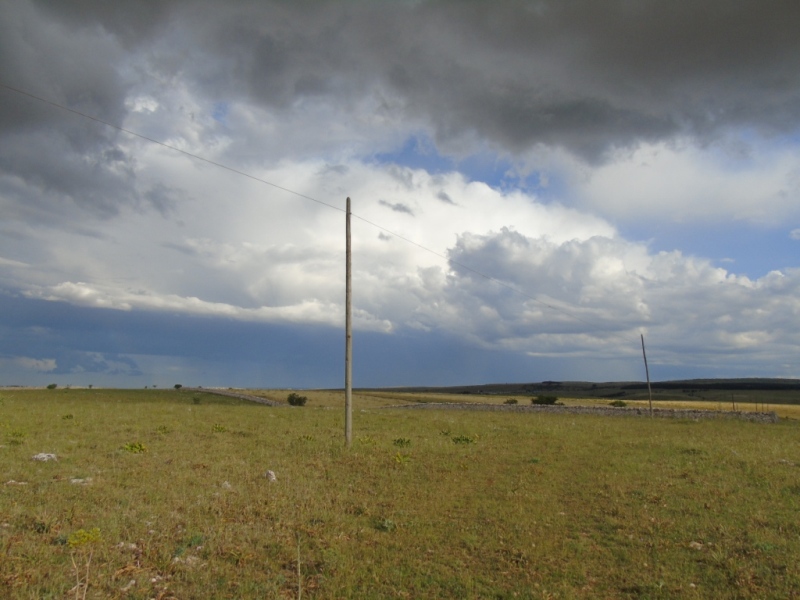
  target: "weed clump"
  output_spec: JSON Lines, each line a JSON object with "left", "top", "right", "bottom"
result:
{"left": 394, "top": 452, "right": 411, "bottom": 465}
{"left": 393, "top": 438, "right": 411, "bottom": 447}
{"left": 504, "top": 398, "right": 518, "bottom": 405}
{"left": 287, "top": 392, "right": 308, "bottom": 406}
{"left": 67, "top": 527, "right": 102, "bottom": 549}
{"left": 609, "top": 400, "right": 627, "bottom": 407}
{"left": 375, "top": 518, "right": 396, "bottom": 532}
{"left": 452, "top": 434, "right": 477, "bottom": 445}
{"left": 121, "top": 442, "right": 147, "bottom": 454}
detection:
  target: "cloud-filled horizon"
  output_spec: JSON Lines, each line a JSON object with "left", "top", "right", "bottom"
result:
{"left": 1, "top": 0, "right": 800, "bottom": 388}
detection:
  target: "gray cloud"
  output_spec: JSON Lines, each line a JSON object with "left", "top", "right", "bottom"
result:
{"left": 379, "top": 199, "right": 414, "bottom": 215}
{"left": 436, "top": 191, "right": 456, "bottom": 205}
{"left": 7, "top": 0, "right": 795, "bottom": 165}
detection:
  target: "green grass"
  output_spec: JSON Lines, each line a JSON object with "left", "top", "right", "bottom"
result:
{"left": 1, "top": 388, "right": 799, "bottom": 598}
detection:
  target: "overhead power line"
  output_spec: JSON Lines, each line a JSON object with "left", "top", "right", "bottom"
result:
{"left": 0, "top": 82, "right": 340, "bottom": 214}
{"left": 0, "top": 81, "right": 641, "bottom": 347}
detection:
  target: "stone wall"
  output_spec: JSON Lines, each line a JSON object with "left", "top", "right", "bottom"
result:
{"left": 388, "top": 402, "right": 780, "bottom": 423}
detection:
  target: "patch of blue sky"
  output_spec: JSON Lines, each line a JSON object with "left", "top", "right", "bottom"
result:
{"left": 373, "top": 134, "right": 455, "bottom": 174}
{"left": 212, "top": 101, "right": 229, "bottom": 125}
{"left": 372, "top": 134, "right": 564, "bottom": 199}
{"left": 619, "top": 220, "right": 800, "bottom": 280}
{"left": 710, "top": 125, "right": 800, "bottom": 169}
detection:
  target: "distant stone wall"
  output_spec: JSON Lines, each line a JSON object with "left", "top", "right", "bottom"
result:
{"left": 386, "top": 402, "right": 780, "bottom": 423}
{"left": 184, "top": 388, "right": 285, "bottom": 407}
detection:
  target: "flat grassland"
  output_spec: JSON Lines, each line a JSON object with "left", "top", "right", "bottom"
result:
{"left": 1, "top": 388, "right": 799, "bottom": 599}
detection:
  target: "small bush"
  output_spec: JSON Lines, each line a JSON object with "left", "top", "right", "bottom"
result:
{"left": 174, "top": 384, "right": 182, "bottom": 390}
{"left": 192, "top": 396, "right": 201, "bottom": 405}
{"left": 393, "top": 438, "right": 411, "bottom": 447}
{"left": 504, "top": 398, "right": 518, "bottom": 405}
{"left": 211, "top": 423, "right": 228, "bottom": 433}
{"left": 287, "top": 392, "right": 308, "bottom": 406}
{"left": 609, "top": 400, "right": 627, "bottom": 407}
{"left": 46, "top": 383, "right": 57, "bottom": 390}
{"left": 531, "top": 395, "right": 558, "bottom": 405}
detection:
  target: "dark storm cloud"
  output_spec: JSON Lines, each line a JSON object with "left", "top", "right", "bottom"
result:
{"left": 4, "top": 0, "right": 799, "bottom": 169}
{"left": 0, "top": 1, "right": 140, "bottom": 218}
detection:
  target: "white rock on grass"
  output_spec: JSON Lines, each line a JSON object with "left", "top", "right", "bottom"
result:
{"left": 265, "top": 470, "right": 277, "bottom": 482}
{"left": 32, "top": 453, "right": 57, "bottom": 461}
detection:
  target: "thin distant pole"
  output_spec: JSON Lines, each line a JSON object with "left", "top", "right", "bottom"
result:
{"left": 641, "top": 334, "right": 653, "bottom": 416}
{"left": 345, "top": 197, "right": 353, "bottom": 446}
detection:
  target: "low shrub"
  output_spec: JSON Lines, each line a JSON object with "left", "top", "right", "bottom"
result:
{"left": 609, "top": 400, "right": 627, "bottom": 407}
{"left": 504, "top": 398, "right": 518, "bottom": 405}
{"left": 531, "top": 395, "right": 558, "bottom": 405}
{"left": 287, "top": 392, "right": 308, "bottom": 406}
{"left": 46, "top": 383, "right": 57, "bottom": 390}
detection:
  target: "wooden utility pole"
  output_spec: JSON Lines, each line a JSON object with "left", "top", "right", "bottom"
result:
{"left": 345, "top": 197, "right": 353, "bottom": 446}
{"left": 641, "top": 334, "right": 653, "bottom": 416}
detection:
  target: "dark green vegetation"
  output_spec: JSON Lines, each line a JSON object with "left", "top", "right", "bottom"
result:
{"left": 1, "top": 388, "right": 799, "bottom": 598}
{"left": 532, "top": 395, "right": 560, "bottom": 405}
{"left": 377, "top": 378, "right": 800, "bottom": 406}
{"left": 287, "top": 392, "right": 309, "bottom": 406}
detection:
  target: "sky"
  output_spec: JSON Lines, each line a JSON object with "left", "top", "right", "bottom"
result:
{"left": 1, "top": 0, "right": 800, "bottom": 389}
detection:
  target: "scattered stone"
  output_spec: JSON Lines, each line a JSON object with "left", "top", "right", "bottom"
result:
{"left": 4, "top": 480, "right": 28, "bottom": 486}
{"left": 221, "top": 480, "right": 232, "bottom": 490}
{"left": 32, "top": 453, "right": 58, "bottom": 461}
{"left": 70, "top": 477, "right": 92, "bottom": 485}
{"left": 116, "top": 542, "right": 139, "bottom": 552}
{"left": 120, "top": 579, "right": 136, "bottom": 592}
{"left": 172, "top": 555, "right": 204, "bottom": 567}
{"left": 689, "top": 541, "right": 704, "bottom": 551}
{"left": 265, "top": 470, "right": 277, "bottom": 482}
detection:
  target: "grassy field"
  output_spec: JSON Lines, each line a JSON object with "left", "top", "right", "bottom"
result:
{"left": 1, "top": 388, "right": 799, "bottom": 599}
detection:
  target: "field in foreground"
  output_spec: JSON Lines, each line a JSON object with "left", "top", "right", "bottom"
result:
{"left": 1, "top": 389, "right": 799, "bottom": 599}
